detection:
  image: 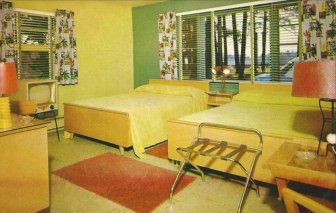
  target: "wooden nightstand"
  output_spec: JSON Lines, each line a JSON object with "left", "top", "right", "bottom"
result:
{"left": 206, "top": 91, "right": 237, "bottom": 107}
{"left": 267, "top": 142, "right": 336, "bottom": 200}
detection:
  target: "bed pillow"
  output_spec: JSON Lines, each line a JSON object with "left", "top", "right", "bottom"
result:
{"left": 234, "top": 90, "right": 320, "bottom": 108}
{"left": 134, "top": 84, "right": 207, "bottom": 112}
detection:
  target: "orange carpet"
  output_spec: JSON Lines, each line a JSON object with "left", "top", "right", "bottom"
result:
{"left": 146, "top": 142, "right": 168, "bottom": 159}
{"left": 54, "top": 153, "right": 195, "bottom": 213}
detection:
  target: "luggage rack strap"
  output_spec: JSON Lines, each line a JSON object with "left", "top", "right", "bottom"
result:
{"left": 178, "top": 140, "right": 248, "bottom": 159}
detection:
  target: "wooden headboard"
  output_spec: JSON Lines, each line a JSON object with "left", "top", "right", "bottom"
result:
{"left": 149, "top": 79, "right": 210, "bottom": 92}
{"left": 148, "top": 80, "right": 292, "bottom": 93}
{"left": 239, "top": 83, "right": 292, "bottom": 93}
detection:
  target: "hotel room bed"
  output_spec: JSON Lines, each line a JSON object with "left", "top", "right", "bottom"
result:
{"left": 167, "top": 84, "right": 323, "bottom": 184}
{"left": 64, "top": 79, "right": 209, "bottom": 158}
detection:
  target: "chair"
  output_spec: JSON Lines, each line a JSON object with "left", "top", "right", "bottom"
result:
{"left": 170, "top": 122, "right": 263, "bottom": 213}
{"left": 282, "top": 187, "right": 336, "bottom": 213}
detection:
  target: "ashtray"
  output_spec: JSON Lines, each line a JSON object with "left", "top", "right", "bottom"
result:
{"left": 295, "top": 151, "right": 316, "bottom": 162}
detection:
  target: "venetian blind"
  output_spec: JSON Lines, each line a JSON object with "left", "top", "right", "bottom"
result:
{"left": 214, "top": 7, "right": 251, "bottom": 81}
{"left": 278, "top": 2, "right": 299, "bottom": 82}
{"left": 13, "top": 12, "right": 55, "bottom": 79}
{"left": 178, "top": 12, "right": 211, "bottom": 80}
{"left": 254, "top": 1, "right": 299, "bottom": 82}
{"left": 177, "top": 0, "right": 299, "bottom": 83}
{"left": 253, "top": 1, "right": 299, "bottom": 82}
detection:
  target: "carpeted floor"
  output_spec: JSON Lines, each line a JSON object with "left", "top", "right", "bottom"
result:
{"left": 145, "top": 142, "right": 168, "bottom": 159}
{"left": 54, "top": 152, "right": 195, "bottom": 213}
{"left": 48, "top": 131, "right": 286, "bottom": 212}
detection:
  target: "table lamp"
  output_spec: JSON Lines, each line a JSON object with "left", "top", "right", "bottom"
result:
{"left": 212, "top": 66, "right": 230, "bottom": 93}
{"left": 0, "top": 63, "right": 18, "bottom": 128}
{"left": 292, "top": 60, "right": 336, "bottom": 155}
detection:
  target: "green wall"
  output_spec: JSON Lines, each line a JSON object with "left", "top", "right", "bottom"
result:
{"left": 132, "top": 0, "right": 263, "bottom": 88}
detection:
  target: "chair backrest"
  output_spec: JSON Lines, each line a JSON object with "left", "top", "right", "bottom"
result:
{"left": 282, "top": 187, "right": 336, "bottom": 213}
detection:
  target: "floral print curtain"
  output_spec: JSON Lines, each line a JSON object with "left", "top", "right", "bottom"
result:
{"left": 302, "top": 0, "right": 336, "bottom": 60}
{"left": 54, "top": 9, "right": 78, "bottom": 85}
{"left": 0, "top": 1, "right": 14, "bottom": 63}
{"left": 158, "top": 12, "right": 177, "bottom": 80}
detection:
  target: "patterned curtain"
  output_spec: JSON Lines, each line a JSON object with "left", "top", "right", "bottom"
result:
{"left": 54, "top": 9, "right": 78, "bottom": 85}
{"left": 0, "top": 1, "right": 14, "bottom": 63}
{"left": 302, "top": 0, "right": 336, "bottom": 60}
{"left": 158, "top": 12, "right": 177, "bottom": 80}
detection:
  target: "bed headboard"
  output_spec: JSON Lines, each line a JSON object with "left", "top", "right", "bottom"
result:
{"left": 148, "top": 80, "right": 292, "bottom": 93}
{"left": 239, "top": 83, "right": 292, "bottom": 93}
{"left": 149, "top": 79, "right": 210, "bottom": 92}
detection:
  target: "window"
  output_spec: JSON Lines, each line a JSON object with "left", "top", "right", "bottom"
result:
{"left": 177, "top": 0, "right": 299, "bottom": 83}
{"left": 178, "top": 12, "right": 211, "bottom": 80}
{"left": 13, "top": 11, "right": 55, "bottom": 79}
{"left": 214, "top": 7, "right": 251, "bottom": 81}
{"left": 254, "top": 2, "right": 299, "bottom": 82}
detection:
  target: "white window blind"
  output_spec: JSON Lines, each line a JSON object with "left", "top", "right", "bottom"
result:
{"left": 13, "top": 11, "right": 55, "bottom": 79}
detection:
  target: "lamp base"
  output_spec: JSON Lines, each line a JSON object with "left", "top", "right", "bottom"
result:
{"left": 317, "top": 98, "right": 336, "bottom": 156}
{"left": 0, "top": 97, "right": 13, "bottom": 129}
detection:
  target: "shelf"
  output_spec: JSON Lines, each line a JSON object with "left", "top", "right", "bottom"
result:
{"left": 206, "top": 91, "right": 237, "bottom": 107}
{"left": 207, "top": 102, "right": 222, "bottom": 106}
{"left": 206, "top": 91, "right": 237, "bottom": 98}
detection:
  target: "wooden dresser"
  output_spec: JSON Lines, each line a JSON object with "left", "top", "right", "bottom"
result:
{"left": 0, "top": 114, "right": 49, "bottom": 212}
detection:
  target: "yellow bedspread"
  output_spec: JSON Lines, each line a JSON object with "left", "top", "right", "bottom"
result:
{"left": 70, "top": 84, "right": 207, "bottom": 158}
{"left": 180, "top": 90, "right": 322, "bottom": 140}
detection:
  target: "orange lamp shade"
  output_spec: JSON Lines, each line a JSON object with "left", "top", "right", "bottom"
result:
{"left": 0, "top": 63, "right": 18, "bottom": 94}
{"left": 292, "top": 60, "right": 336, "bottom": 99}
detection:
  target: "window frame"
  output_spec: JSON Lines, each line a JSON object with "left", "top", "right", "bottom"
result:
{"left": 176, "top": 0, "right": 301, "bottom": 83}
{"left": 12, "top": 8, "right": 55, "bottom": 80}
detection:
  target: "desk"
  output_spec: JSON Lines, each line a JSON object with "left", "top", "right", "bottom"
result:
{"left": 0, "top": 114, "right": 50, "bottom": 212}
{"left": 268, "top": 142, "right": 336, "bottom": 199}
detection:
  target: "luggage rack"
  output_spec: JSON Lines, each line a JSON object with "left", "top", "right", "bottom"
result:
{"left": 170, "top": 122, "right": 263, "bottom": 213}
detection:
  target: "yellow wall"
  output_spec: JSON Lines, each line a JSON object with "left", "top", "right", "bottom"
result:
{"left": 12, "top": 1, "right": 134, "bottom": 121}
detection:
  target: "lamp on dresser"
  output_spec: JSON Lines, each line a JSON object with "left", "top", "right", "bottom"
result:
{"left": 0, "top": 63, "right": 18, "bottom": 128}
{"left": 292, "top": 60, "right": 336, "bottom": 155}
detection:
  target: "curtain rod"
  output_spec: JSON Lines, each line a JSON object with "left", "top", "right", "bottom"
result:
{"left": 176, "top": 0, "right": 290, "bottom": 16}
{"left": 13, "top": 8, "right": 55, "bottom": 16}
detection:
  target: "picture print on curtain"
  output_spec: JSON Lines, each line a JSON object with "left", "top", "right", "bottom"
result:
{"left": 54, "top": 9, "right": 78, "bottom": 85}
{"left": 0, "top": 1, "right": 15, "bottom": 63}
{"left": 302, "top": 0, "right": 336, "bottom": 60}
{"left": 158, "top": 12, "right": 177, "bottom": 80}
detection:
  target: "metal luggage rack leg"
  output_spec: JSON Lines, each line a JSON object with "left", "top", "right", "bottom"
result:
{"left": 170, "top": 122, "right": 263, "bottom": 213}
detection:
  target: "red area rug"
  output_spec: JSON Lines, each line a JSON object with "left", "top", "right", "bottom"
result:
{"left": 54, "top": 153, "right": 195, "bottom": 213}
{"left": 146, "top": 142, "right": 168, "bottom": 159}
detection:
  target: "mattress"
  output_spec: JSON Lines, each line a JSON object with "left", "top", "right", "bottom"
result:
{"left": 179, "top": 90, "right": 322, "bottom": 140}
{"left": 68, "top": 84, "right": 207, "bottom": 158}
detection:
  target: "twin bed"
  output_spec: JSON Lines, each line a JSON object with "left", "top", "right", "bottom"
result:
{"left": 167, "top": 84, "right": 322, "bottom": 184}
{"left": 63, "top": 79, "right": 209, "bottom": 158}
{"left": 64, "top": 80, "right": 323, "bottom": 184}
